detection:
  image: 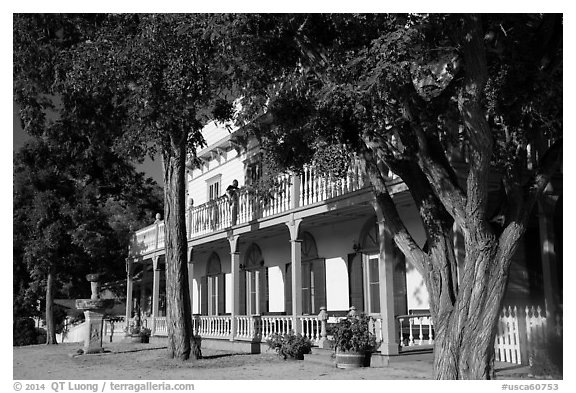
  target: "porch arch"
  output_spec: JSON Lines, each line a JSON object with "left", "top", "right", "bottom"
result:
{"left": 349, "top": 217, "right": 408, "bottom": 315}
{"left": 201, "top": 252, "right": 225, "bottom": 315}
{"left": 244, "top": 243, "right": 264, "bottom": 269}
{"left": 242, "top": 243, "right": 267, "bottom": 315}
{"left": 302, "top": 231, "right": 318, "bottom": 260}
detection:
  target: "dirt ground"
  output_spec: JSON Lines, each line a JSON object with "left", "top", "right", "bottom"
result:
{"left": 13, "top": 342, "right": 533, "bottom": 381}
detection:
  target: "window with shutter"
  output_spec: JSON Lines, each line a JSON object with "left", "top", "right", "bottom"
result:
{"left": 367, "top": 255, "right": 380, "bottom": 313}
{"left": 205, "top": 252, "right": 222, "bottom": 315}
{"left": 206, "top": 175, "right": 222, "bottom": 201}
{"left": 348, "top": 253, "right": 364, "bottom": 311}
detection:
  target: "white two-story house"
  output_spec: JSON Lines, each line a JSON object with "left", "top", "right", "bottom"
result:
{"left": 125, "top": 120, "right": 562, "bottom": 359}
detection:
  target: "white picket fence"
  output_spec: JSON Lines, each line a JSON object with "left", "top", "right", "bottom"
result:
{"left": 494, "top": 305, "right": 563, "bottom": 365}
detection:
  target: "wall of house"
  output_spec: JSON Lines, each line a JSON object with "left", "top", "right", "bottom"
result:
{"left": 201, "top": 121, "right": 235, "bottom": 147}
{"left": 267, "top": 266, "right": 285, "bottom": 312}
{"left": 324, "top": 256, "right": 351, "bottom": 311}
{"left": 192, "top": 278, "right": 200, "bottom": 314}
{"left": 188, "top": 149, "right": 245, "bottom": 207}
{"left": 187, "top": 122, "right": 245, "bottom": 207}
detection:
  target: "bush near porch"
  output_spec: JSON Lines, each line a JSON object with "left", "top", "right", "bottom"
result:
{"left": 266, "top": 332, "right": 312, "bottom": 360}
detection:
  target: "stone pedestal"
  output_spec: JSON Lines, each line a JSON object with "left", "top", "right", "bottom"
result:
{"left": 76, "top": 273, "right": 114, "bottom": 355}
{"left": 83, "top": 310, "right": 105, "bottom": 354}
{"left": 75, "top": 298, "right": 114, "bottom": 354}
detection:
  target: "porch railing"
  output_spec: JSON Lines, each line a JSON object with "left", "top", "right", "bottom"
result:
{"left": 396, "top": 313, "right": 434, "bottom": 348}
{"left": 154, "top": 317, "right": 168, "bottom": 336}
{"left": 298, "top": 315, "right": 322, "bottom": 343}
{"left": 193, "top": 315, "right": 232, "bottom": 338}
{"left": 177, "top": 314, "right": 384, "bottom": 346}
{"left": 260, "top": 316, "right": 293, "bottom": 341}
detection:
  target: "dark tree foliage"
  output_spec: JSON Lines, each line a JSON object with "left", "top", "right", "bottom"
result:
{"left": 220, "top": 13, "right": 562, "bottom": 379}
{"left": 13, "top": 134, "right": 163, "bottom": 344}
{"left": 13, "top": 14, "right": 164, "bottom": 345}
{"left": 14, "top": 13, "right": 232, "bottom": 359}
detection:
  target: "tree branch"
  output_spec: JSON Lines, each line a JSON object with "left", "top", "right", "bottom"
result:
{"left": 359, "top": 135, "right": 427, "bottom": 277}
{"left": 385, "top": 154, "right": 460, "bottom": 311}
{"left": 401, "top": 106, "right": 468, "bottom": 228}
{"left": 457, "top": 14, "right": 493, "bottom": 234}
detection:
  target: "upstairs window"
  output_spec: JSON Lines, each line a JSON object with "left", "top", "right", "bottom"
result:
{"left": 207, "top": 175, "right": 222, "bottom": 201}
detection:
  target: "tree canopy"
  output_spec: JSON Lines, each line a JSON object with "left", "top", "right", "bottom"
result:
{"left": 14, "top": 13, "right": 236, "bottom": 359}
{"left": 13, "top": 14, "right": 165, "bottom": 343}
{"left": 220, "top": 13, "right": 562, "bottom": 379}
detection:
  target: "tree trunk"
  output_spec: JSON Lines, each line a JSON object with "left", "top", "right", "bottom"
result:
{"left": 432, "top": 293, "right": 502, "bottom": 379}
{"left": 45, "top": 269, "right": 57, "bottom": 345}
{"left": 431, "top": 232, "right": 513, "bottom": 380}
{"left": 163, "top": 136, "right": 194, "bottom": 360}
{"left": 433, "top": 320, "right": 495, "bottom": 379}
{"left": 360, "top": 131, "right": 518, "bottom": 379}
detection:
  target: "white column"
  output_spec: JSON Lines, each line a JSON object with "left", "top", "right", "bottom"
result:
{"left": 125, "top": 259, "right": 134, "bottom": 335}
{"left": 376, "top": 220, "right": 399, "bottom": 356}
{"left": 151, "top": 256, "right": 161, "bottom": 335}
{"left": 229, "top": 235, "right": 240, "bottom": 340}
{"left": 187, "top": 248, "right": 195, "bottom": 319}
{"left": 140, "top": 262, "right": 148, "bottom": 322}
{"left": 286, "top": 219, "right": 303, "bottom": 334}
{"left": 290, "top": 171, "right": 301, "bottom": 209}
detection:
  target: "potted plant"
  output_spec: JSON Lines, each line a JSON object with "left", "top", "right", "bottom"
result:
{"left": 331, "top": 314, "right": 379, "bottom": 368}
{"left": 266, "top": 332, "right": 312, "bottom": 360}
{"left": 139, "top": 327, "right": 151, "bottom": 343}
{"left": 126, "top": 324, "right": 151, "bottom": 343}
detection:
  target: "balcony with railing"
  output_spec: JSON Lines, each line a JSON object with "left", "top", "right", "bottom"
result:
{"left": 128, "top": 137, "right": 559, "bottom": 257}
{"left": 129, "top": 160, "right": 390, "bottom": 256}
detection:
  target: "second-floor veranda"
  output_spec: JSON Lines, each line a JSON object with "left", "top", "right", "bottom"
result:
{"left": 129, "top": 162, "right": 408, "bottom": 258}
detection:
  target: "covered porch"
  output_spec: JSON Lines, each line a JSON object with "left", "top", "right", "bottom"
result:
{"left": 125, "top": 158, "right": 434, "bottom": 356}
{"left": 125, "top": 193, "right": 434, "bottom": 356}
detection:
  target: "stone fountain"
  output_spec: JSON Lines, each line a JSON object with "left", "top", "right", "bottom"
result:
{"left": 75, "top": 273, "right": 114, "bottom": 354}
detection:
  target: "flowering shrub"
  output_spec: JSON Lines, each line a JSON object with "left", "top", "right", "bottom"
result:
{"left": 331, "top": 314, "right": 378, "bottom": 353}
{"left": 266, "top": 332, "right": 312, "bottom": 360}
